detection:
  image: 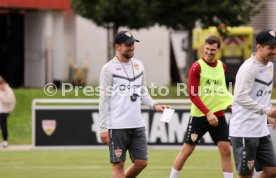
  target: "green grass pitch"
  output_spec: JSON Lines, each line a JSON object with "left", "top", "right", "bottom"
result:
{"left": 0, "top": 148, "right": 236, "bottom": 178}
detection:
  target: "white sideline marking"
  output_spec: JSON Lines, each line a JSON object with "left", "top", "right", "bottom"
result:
{"left": 0, "top": 165, "right": 219, "bottom": 171}
{"left": 0, "top": 145, "right": 217, "bottom": 151}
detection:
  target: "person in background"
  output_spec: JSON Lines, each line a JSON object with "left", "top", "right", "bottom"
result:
{"left": 0, "top": 76, "right": 16, "bottom": 148}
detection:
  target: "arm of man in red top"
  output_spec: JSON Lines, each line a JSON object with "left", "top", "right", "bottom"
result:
{"left": 188, "top": 58, "right": 227, "bottom": 117}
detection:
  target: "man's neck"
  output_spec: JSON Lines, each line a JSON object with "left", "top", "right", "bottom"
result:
{"left": 255, "top": 52, "right": 268, "bottom": 65}
{"left": 116, "top": 55, "right": 130, "bottom": 63}
{"left": 203, "top": 57, "right": 216, "bottom": 64}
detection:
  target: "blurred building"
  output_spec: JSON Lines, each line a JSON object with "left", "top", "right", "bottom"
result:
{"left": 1, "top": 0, "right": 275, "bottom": 88}
{"left": 0, "top": 0, "right": 171, "bottom": 87}
{"left": 0, "top": 0, "right": 74, "bottom": 87}
{"left": 248, "top": 0, "right": 276, "bottom": 34}
{"left": 248, "top": 0, "right": 276, "bottom": 83}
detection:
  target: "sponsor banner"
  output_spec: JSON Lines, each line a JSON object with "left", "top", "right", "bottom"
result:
{"left": 34, "top": 109, "right": 231, "bottom": 146}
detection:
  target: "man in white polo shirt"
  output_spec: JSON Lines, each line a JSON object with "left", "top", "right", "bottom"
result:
{"left": 99, "top": 31, "right": 168, "bottom": 178}
{"left": 230, "top": 30, "right": 276, "bottom": 178}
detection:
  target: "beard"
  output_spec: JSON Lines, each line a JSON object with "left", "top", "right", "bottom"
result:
{"left": 205, "top": 54, "right": 216, "bottom": 62}
{"left": 122, "top": 51, "right": 134, "bottom": 59}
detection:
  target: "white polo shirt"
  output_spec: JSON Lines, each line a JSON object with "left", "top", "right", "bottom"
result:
{"left": 229, "top": 54, "right": 273, "bottom": 137}
{"left": 99, "top": 57, "right": 156, "bottom": 132}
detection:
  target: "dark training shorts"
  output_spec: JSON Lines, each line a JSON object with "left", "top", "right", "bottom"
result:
{"left": 184, "top": 116, "right": 230, "bottom": 145}
{"left": 231, "top": 135, "right": 276, "bottom": 175}
{"left": 108, "top": 127, "right": 148, "bottom": 163}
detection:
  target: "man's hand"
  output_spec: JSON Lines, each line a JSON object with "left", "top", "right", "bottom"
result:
{"left": 100, "top": 132, "right": 110, "bottom": 144}
{"left": 206, "top": 111, "right": 219, "bottom": 127}
{"left": 227, "top": 105, "right": 232, "bottom": 110}
{"left": 154, "top": 104, "right": 169, "bottom": 112}
{"left": 268, "top": 117, "right": 276, "bottom": 129}
{"left": 267, "top": 107, "right": 276, "bottom": 118}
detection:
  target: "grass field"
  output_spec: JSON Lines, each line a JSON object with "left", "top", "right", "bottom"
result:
{"left": 7, "top": 86, "right": 276, "bottom": 144}
{"left": 0, "top": 86, "right": 273, "bottom": 178}
{"left": 0, "top": 148, "right": 235, "bottom": 178}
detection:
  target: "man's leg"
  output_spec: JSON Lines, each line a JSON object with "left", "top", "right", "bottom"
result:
{"left": 169, "top": 143, "right": 196, "bottom": 178}
{"left": 231, "top": 137, "right": 259, "bottom": 178}
{"left": 126, "top": 127, "right": 148, "bottom": 178}
{"left": 112, "top": 161, "right": 125, "bottom": 178}
{"left": 109, "top": 129, "right": 128, "bottom": 178}
{"left": 125, "top": 160, "right": 148, "bottom": 178}
{"left": 259, "top": 167, "right": 276, "bottom": 178}
{"left": 217, "top": 141, "right": 233, "bottom": 178}
{"left": 256, "top": 135, "right": 276, "bottom": 178}
{"left": 170, "top": 116, "right": 207, "bottom": 178}
{"left": 210, "top": 116, "right": 233, "bottom": 178}
{"left": 237, "top": 174, "right": 253, "bottom": 178}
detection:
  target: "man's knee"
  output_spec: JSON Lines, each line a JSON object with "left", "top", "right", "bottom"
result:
{"left": 180, "top": 144, "right": 196, "bottom": 158}
{"left": 134, "top": 160, "right": 148, "bottom": 170}
{"left": 113, "top": 161, "right": 125, "bottom": 170}
{"left": 263, "top": 167, "right": 276, "bottom": 177}
{"left": 218, "top": 142, "right": 232, "bottom": 157}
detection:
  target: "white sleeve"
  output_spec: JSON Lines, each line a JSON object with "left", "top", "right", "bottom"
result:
{"left": 140, "top": 69, "right": 157, "bottom": 109}
{"left": 99, "top": 65, "right": 113, "bottom": 133}
{"left": 234, "top": 65, "right": 270, "bottom": 115}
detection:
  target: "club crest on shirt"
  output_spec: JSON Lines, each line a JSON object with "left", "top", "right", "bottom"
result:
{"left": 42, "top": 120, "right": 56, "bottom": 136}
{"left": 247, "top": 160, "right": 254, "bottom": 170}
{"left": 191, "top": 133, "right": 198, "bottom": 142}
{"left": 115, "top": 148, "right": 122, "bottom": 158}
{"left": 133, "top": 63, "right": 139, "bottom": 70}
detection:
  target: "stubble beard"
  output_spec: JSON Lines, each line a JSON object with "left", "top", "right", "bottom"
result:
{"left": 122, "top": 52, "right": 134, "bottom": 59}
{"left": 206, "top": 55, "right": 215, "bottom": 63}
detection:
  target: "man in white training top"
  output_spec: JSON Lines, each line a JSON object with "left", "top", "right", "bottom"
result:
{"left": 99, "top": 30, "right": 168, "bottom": 178}
{"left": 229, "top": 29, "right": 276, "bottom": 178}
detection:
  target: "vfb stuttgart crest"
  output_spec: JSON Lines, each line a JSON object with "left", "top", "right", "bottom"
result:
{"left": 42, "top": 120, "right": 56, "bottom": 136}
{"left": 247, "top": 160, "right": 254, "bottom": 170}
{"left": 115, "top": 148, "right": 122, "bottom": 158}
{"left": 133, "top": 63, "right": 139, "bottom": 70}
{"left": 191, "top": 133, "right": 198, "bottom": 142}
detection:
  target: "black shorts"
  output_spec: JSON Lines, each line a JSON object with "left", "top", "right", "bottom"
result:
{"left": 184, "top": 116, "right": 230, "bottom": 145}
{"left": 231, "top": 135, "right": 276, "bottom": 175}
{"left": 108, "top": 127, "right": 148, "bottom": 163}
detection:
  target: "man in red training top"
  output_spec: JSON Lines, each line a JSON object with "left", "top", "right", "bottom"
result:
{"left": 169, "top": 36, "right": 233, "bottom": 178}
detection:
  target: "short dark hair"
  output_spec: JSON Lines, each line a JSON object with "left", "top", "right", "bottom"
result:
{"left": 0, "top": 76, "right": 6, "bottom": 84}
{"left": 205, "top": 35, "right": 221, "bottom": 48}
